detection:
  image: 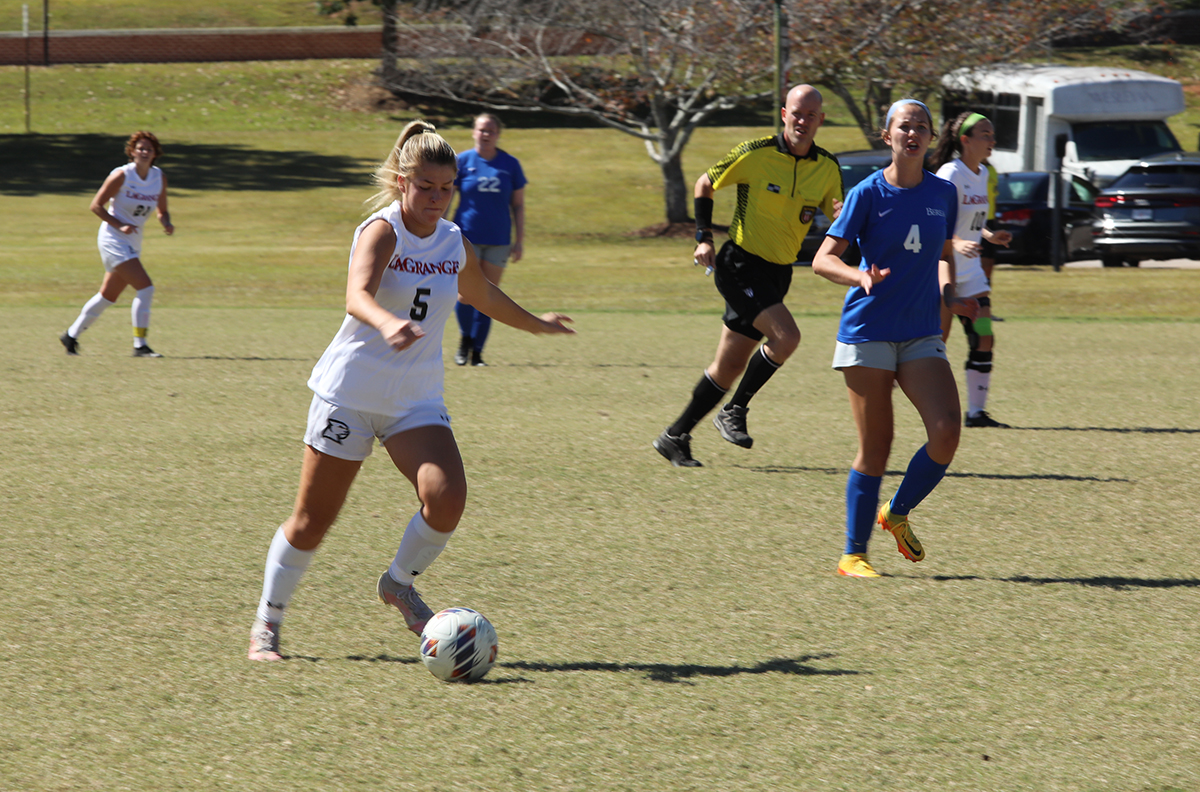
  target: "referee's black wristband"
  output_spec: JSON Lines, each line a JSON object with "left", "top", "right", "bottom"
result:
{"left": 694, "top": 196, "right": 714, "bottom": 237}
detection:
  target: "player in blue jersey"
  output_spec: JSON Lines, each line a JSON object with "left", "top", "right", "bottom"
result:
{"left": 813, "top": 100, "right": 979, "bottom": 578}
{"left": 448, "top": 113, "right": 528, "bottom": 367}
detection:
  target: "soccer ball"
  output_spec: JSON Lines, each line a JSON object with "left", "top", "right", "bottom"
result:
{"left": 419, "top": 607, "right": 498, "bottom": 682}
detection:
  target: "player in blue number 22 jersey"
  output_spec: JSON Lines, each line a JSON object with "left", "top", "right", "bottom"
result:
{"left": 813, "top": 100, "right": 979, "bottom": 579}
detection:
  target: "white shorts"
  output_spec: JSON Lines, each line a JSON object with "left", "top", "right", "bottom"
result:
{"left": 955, "top": 260, "right": 991, "bottom": 300}
{"left": 832, "top": 335, "right": 948, "bottom": 371}
{"left": 97, "top": 227, "right": 142, "bottom": 271}
{"left": 303, "top": 394, "right": 452, "bottom": 461}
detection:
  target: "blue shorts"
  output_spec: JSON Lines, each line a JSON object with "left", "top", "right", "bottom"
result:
{"left": 831, "top": 335, "right": 947, "bottom": 371}
{"left": 303, "top": 394, "right": 451, "bottom": 461}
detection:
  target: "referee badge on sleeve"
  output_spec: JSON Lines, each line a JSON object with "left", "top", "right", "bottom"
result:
{"left": 800, "top": 205, "right": 817, "bottom": 224}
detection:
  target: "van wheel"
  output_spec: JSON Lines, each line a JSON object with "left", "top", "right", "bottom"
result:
{"left": 1128, "top": 259, "right": 1141, "bottom": 267}
{"left": 1101, "top": 255, "right": 1124, "bottom": 268}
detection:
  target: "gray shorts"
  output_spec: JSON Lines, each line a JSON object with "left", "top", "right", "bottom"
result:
{"left": 470, "top": 242, "right": 513, "bottom": 268}
{"left": 303, "top": 394, "right": 451, "bottom": 461}
{"left": 831, "top": 335, "right": 948, "bottom": 371}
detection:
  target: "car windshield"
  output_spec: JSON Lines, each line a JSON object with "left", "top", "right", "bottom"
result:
{"left": 1108, "top": 164, "right": 1200, "bottom": 190}
{"left": 1071, "top": 121, "right": 1180, "bottom": 162}
{"left": 997, "top": 174, "right": 1047, "bottom": 203}
{"left": 841, "top": 162, "right": 888, "bottom": 189}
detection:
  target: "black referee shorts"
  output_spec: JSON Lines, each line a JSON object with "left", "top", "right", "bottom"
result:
{"left": 713, "top": 240, "right": 793, "bottom": 341}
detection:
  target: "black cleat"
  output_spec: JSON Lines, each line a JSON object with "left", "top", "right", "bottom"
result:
{"left": 965, "top": 410, "right": 1009, "bottom": 428}
{"left": 132, "top": 345, "right": 163, "bottom": 358}
{"left": 454, "top": 336, "right": 470, "bottom": 366}
{"left": 60, "top": 333, "right": 80, "bottom": 355}
{"left": 713, "top": 403, "right": 753, "bottom": 448}
{"left": 470, "top": 350, "right": 487, "bottom": 367}
{"left": 653, "top": 430, "right": 703, "bottom": 467}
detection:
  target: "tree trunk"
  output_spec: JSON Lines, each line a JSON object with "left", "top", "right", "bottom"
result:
{"left": 379, "top": 0, "right": 398, "bottom": 84}
{"left": 662, "top": 152, "right": 690, "bottom": 225}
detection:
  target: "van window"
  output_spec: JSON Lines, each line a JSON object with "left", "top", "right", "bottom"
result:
{"left": 943, "top": 91, "right": 1020, "bottom": 151}
{"left": 997, "top": 173, "right": 1048, "bottom": 203}
{"left": 1071, "top": 121, "right": 1180, "bottom": 162}
{"left": 1108, "top": 164, "right": 1200, "bottom": 190}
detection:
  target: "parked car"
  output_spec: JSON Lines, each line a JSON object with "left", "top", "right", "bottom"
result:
{"left": 799, "top": 149, "right": 893, "bottom": 264}
{"left": 1091, "top": 152, "right": 1200, "bottom": 267}
{"left": 993, "top": 171, "right": 1099, "bottom": 266}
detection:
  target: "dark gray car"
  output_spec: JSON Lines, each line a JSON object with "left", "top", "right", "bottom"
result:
{"left": 1091, "top": 152, "right": 1200, "bottom": 268}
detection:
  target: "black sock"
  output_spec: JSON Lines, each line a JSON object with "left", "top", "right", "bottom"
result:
{"left": 729, "top": 347, "right": 782, "bottom": 407}
{"left": 668, "top": 372, "right": 727, "bottom": 436}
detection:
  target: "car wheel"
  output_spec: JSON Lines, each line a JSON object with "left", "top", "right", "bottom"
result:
{"left": 1101, "top": 255, "right": 1124, "bottom": 268}
{"left": 1128, "top": 259, "right": 1141, "bottom": 267}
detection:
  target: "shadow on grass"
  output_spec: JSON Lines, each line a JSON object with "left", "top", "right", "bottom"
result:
{"left": 1003, "top": 426, "right": 1200, "bottom": 434}
{"left": 0, "top": 134, "right": 372, "bottom": 196}
{"left": 168, "top": 355, "right": 314, "bottom": 362}
{"left": 927, "top": 575, "right": 1200, "bottom": 591}
{"left": 744, "top": 465, "right": 1129, "bottom": 483}
{"left": 332, "top": 652, "right": 860, "bottom": 684}
{"left": 502, "top": 653, "right": 860, "bottom": 684}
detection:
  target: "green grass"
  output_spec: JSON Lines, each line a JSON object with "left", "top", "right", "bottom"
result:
{"left": 2, "top": 53, "right": 1200, "bottom": 792}
{"left": 2, "top": 308, "right": 1199, "bottom": 791}
{"left": 0, "top": 0, "right": 348, "bottom": 32}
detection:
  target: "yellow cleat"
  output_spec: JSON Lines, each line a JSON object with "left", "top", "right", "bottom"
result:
{"left": 878, "top": 502, "right": 925, "bottom": 562}
{"left": 837, "top": 553, "right": 881, "bottom": 578}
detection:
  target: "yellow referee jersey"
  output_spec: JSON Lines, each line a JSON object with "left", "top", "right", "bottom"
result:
{"left": 707, "top": 133, "right": 843, "bottom": 265}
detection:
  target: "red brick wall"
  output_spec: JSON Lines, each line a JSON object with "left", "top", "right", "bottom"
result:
{"left": 0, "top": 26, "right": 382, "bottom": 66}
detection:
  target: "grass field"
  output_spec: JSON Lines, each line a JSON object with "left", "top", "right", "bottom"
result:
{"left": 2, "top": 52, "right": 1200, "bottom": 792}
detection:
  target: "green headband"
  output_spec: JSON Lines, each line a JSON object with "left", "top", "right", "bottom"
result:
{"left": 959, "top": 112, "right": 988, "bottom": 138}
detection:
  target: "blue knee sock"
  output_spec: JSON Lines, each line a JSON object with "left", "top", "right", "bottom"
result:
{"left": 471, "top": 312, "right": 493, "bottom": 351}
{"left": 845, "top": 469, "right": 882, "bottom": 555}
{"left": 888, "top": 445, "right": 949, "bottom": 516}
{"left": 455, "top": 301, "right": 476, "bottom": 341}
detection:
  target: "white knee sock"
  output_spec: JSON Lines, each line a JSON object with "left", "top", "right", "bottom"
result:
{"left": 388, "top": 511, "right": 453, "bottom": 586}
{"left": 256, "top": 526, "right": 316, "bottom": 625}
{"left": 67, "top": 293, "right": 114, "bottom": 338}
{"left": 966, "top": 369, "right": 991, "bottom": 415}
{"left": 131, "top": 286, "right": 154, "bottom": 347}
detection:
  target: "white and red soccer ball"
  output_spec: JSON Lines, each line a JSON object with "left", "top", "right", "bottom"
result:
{"left": 419, "top": 607, "right": 498, "bottom": 682}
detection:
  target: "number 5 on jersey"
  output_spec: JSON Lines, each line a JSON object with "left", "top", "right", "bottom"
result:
{"left": 410, "top": 288, "right": 431, "bottom": 321}
{"left": 904, "top": 224, "right": 922, "bottom": 254}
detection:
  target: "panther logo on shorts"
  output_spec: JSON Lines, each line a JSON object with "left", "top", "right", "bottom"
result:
{"left": 321, "top": 419, "right": 351, "bottom": 444}
{"left": 800, "top": 205, "right": 818, "bottom": 224}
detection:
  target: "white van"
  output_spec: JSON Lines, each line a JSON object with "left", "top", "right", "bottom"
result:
{"left": 942, "top": 64, "right": 1184, "bottom": 186}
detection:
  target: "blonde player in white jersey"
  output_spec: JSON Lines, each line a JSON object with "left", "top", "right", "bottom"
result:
{"left": 60, "top": 131, "right": 174, "bottom": 358}
{"left": 931, "top": 112, "right": 1013, "bottom": 428}
{"left": 248, "top": 120, "right": 574, "bottom": 662}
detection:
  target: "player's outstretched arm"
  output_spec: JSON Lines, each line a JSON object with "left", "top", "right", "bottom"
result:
{"left": 813, "top": 235, "right": 890, "bottom": 294}
{"left": 458, "top": 243, "right": 573, "bottom": 335}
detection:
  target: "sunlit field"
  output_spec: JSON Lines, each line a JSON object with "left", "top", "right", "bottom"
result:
{"left": 2, "top": 49, "right": 1200, "bottom": 792}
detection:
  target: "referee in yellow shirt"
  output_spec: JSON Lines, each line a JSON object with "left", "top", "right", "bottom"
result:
{"left": 654, "top": 84, "right": 843, "bottom": 467}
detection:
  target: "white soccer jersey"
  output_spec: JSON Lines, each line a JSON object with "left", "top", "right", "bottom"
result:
{"left": 104, "top": 163, "right": 163, "bottom": 229}
{"left": 936, "top": 159, "right": 991, "bottom": 298}
{"left": 308, "top": 201, "right": 465, "bottom": 415}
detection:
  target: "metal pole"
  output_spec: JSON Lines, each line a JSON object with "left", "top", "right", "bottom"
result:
{"left": 1049, "top": 170, "right": 1062, "bottom": 272}
{"left": 774, "top": 0, "right": 783, "bottom": 136}
{"left": 23, "top": 4, "right": 31, "bottom": 134}
{"left": 42, "top": 0, "right": 49, "bottom": 67}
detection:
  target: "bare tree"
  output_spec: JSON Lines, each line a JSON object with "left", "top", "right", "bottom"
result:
{"left": 378, "top": 0, "right": 780, "bottom": 226}
{"left": 786, "top": 0, "right": 1155, "bottom": 148}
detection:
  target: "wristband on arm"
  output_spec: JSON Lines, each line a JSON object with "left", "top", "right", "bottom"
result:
{"left": 694, "top": 196, "right": 714, "bottom": 243}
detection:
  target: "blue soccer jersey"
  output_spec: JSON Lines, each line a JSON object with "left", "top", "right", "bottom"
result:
{"left": 826, "top": 169, "right": 958, "bottom": 343}
{"left": 452, "top": 148, "right": 527, "bottom": 246}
